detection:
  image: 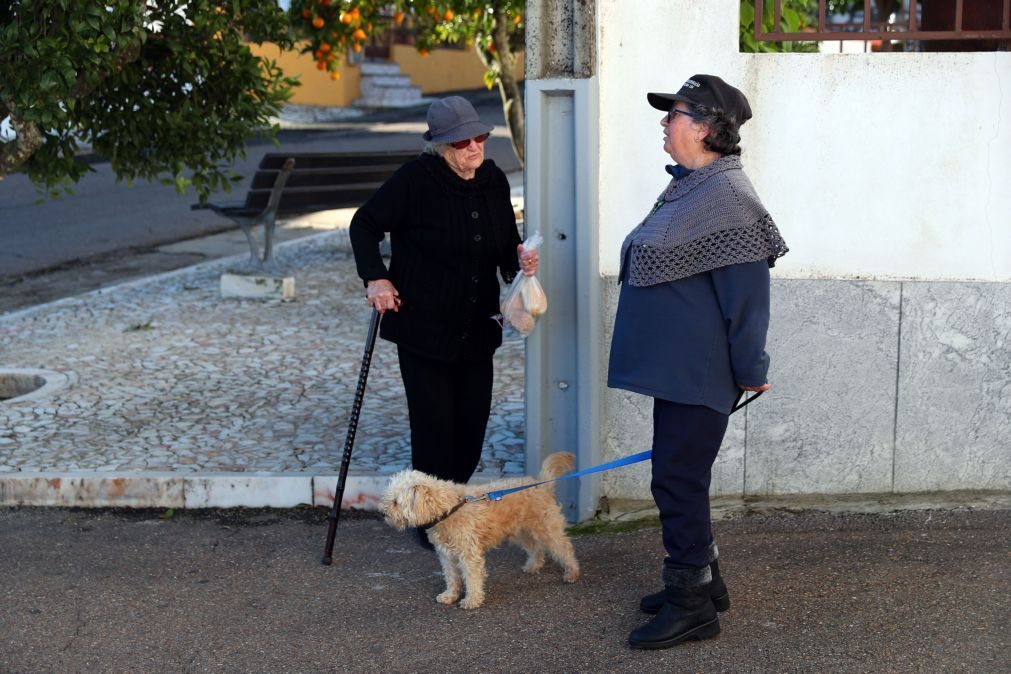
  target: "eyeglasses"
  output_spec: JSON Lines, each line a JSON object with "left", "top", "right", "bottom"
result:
{"left": 449, "top": 133, "right": 490, "bottom": 150}
{"left": 665, "top": 108, "right": 698, "bottom": 123}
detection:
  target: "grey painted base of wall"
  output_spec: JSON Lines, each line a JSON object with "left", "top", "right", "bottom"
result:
{"left": 600, "top": 277, "right": 1011, "bottom": 501}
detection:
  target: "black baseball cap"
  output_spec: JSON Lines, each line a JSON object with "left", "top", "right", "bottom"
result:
{"left": 648, "top": 74, "right": 753, "bottom": 126}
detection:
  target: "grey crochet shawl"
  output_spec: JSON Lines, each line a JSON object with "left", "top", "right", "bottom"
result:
{"left": 620, "top": 154, "right": 788, "bottom": 287}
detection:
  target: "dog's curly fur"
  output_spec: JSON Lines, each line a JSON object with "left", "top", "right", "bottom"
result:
{"left": 379, "top": 452, "right": 580, "bottom": 609}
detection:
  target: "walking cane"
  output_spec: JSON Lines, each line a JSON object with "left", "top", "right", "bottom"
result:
{"left": 321, "top": 307, "right": 381, "bottom": 566}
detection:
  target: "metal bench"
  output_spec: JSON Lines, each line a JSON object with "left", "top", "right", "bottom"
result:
{"left": 193, "top": 150, "right": 417, "bottom": 272}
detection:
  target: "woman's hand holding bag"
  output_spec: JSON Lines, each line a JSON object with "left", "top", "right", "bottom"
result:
{"left": 498, "top": 232, "right": 547, "bottom": 336}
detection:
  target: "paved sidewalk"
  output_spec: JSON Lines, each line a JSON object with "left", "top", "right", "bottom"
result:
{"left": 0, "top": 228, "right": 526, "bottom": 508}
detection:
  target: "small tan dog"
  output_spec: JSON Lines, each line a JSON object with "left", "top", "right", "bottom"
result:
{"left": 380, "top": 452, "right": 580, "bottom": 609}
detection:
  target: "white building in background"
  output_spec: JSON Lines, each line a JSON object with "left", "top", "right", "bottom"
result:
{"left": 522, "top": 0, "right": 1011, "bottom": 520}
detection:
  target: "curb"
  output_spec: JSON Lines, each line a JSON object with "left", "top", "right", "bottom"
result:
{"left": 0, "top": 470, "right": 507, "bottom": 510}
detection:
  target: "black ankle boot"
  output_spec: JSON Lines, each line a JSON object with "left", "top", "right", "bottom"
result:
{"left": 629, "top": 583, "right": 720, "bottom": 649}
{"left": 640, "top": 559, "right": 730, "bottom": 614}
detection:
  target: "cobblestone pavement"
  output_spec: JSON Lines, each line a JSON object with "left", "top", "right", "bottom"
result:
{"left": 0, "top": 233, "right": 525, "bottom": 478}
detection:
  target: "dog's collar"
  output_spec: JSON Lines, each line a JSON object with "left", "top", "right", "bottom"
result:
{"left": 419, "top": 498, "right": 469, "bottom": 530}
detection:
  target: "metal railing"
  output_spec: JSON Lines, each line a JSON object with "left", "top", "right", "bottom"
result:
{"left": 754, "top": 0, "right": 1011, "bottom": 43}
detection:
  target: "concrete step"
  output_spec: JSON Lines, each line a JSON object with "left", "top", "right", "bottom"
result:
{"left": 354, "top": 87, "right": 424, "bottom": 109}
{"left": 355, "top": 60, "right": 424, "bottom": 109}
{"left": 360, "top": 74, "right": 412, "bottom": 89}
{"left": 359, "top": 79, "right": 418, "bottom": 100}
{"left": 360, "top": 61, "right": 401, "bottom": 76}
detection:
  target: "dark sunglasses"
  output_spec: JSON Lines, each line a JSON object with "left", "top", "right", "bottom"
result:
{"left": 665, "top": 108, "right": 699, "bottom": 123}
{"left": 449, "top": 132, "right": 490, "bottom": 150}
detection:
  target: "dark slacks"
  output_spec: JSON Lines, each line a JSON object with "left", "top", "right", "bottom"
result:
{"left": 397, "top": 346, "right": 494, "bottom": 484}
{"left": 651, "top": 398, "right": 729, "bottom": 572}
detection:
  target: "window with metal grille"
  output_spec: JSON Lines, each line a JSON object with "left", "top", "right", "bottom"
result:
{"left": 746, "top": 0, "right": 1010, "bottom": 53}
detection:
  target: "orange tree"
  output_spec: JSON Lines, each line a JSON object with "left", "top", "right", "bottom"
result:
{"left": 288, "top": 1, "right": 526, "bottom": 165}
{"left": 0, "top": 0, "right": 297, "bottom": 200}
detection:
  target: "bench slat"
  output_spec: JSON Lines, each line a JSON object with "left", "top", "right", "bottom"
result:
{"left": 242, "top": 182, "right": 387, "bottom": 212}
{"left": 258, "top": 152, "right": 417, "bottom": 170}
{"left": 249, "top": 165, "right": 406, "bottom": 189}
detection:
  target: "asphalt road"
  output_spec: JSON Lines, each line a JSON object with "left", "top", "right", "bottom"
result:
{"left": 1, "top": 507, "right": 1007, "bottom": 673}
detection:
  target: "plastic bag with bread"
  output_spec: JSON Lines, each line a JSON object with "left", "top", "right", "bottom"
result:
{"left": 497, "top": 232, "right": 547, "bottom": 337}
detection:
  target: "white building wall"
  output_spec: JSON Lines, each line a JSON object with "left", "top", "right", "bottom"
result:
{"left": 597, "top": 0, "right": 1011, "bottom": 282}
{"left": 585, "top": 0, "right": 1011, "bottom": 504}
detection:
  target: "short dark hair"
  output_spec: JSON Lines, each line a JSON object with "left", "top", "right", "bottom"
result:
{"left": 689, "top": 103, "right": 743, "bottom": 156}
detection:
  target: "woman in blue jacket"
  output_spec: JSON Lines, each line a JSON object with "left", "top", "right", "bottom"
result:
{"left": 608, "top": 75, "right": 788, "bottom": 649}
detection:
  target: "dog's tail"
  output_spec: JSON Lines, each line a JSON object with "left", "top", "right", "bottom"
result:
{"left": 538, "top": 452, "right": 576, "bottom": 481}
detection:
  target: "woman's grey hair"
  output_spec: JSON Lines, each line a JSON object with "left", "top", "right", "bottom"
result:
{"left": 689, "top": 103, "right": 743, "bottom": 156}
{"left": 423, "top": 142, "right": 450, "bottom": 156}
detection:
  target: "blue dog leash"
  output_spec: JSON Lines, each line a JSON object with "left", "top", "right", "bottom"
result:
{"left": 466, "top": 388, "right": 765, "bottom": 504}
{"left": 466, "top": 450, "right": 653, "bottom": 503}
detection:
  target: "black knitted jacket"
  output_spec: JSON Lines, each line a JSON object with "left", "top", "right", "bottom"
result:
{"left": 349, "top": 153, "right": 521, "bottom": 362}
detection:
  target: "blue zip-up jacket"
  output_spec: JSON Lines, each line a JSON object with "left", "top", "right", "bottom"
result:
{"left": 607, "top": 258, "right": 770, "bottom": 415}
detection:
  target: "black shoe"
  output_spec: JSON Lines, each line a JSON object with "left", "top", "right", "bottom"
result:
{"left": 414, "top": 527, "right": 435, "bottom": 551}
{"left": 640, "top": 560, "right": 730, "bottom": 614}
{"left": 629, "top": 584, "right": 720, "bottom": 650}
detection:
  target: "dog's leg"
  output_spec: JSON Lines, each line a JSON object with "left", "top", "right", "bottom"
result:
{"left": 549, "top": 537, "right": 580, "bottom": 583}
{"left": 515, "top": 532, "right": 545, "bottom": 574}
{"left": 535, "top": 517, "right": 581, "bottom": 583}
{"left": 457, "top": 549, "right": 488, "bottom": 609}
{"left": 435, "top": 548, "right": 463, "bottom": 605}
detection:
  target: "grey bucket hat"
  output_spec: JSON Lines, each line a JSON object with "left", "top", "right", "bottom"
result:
{"left": 423, "top": 96, "right": 493, "bottom": 144}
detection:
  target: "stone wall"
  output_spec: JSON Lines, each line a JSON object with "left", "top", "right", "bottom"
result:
{"left": 599, "top": 278, "right": 1011, "bottom": 500}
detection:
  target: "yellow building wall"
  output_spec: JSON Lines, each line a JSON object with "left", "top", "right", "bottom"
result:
{"left": 248, "top": 41, "right": 524, "bottom": 107}
{"left": 249, "top": 42, "right": 362, "bottom": 107}
{"left": 389, "top": 45, "right": 524, "bottom": 95}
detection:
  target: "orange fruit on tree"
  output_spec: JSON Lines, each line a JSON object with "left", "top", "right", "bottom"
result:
{"left": 352, "top": 28, "right": 367, "bottom": 41}
{"left": 443, "top": 10, "right": 454, "bottom": 21}
{"left": 331, "top": 71, "right": 341, "bottom": 80}
{"left": 352, "top": 43, "right": 361, "bottom": 53}
{"left": 394, "top": 10, "right": 405, "bottom": 24}
{"left": 340, "top": 12, "right": 353, "bottom": 24}
{"left": 312, "top": 16, "right": 325, "bottom": 28}
{"left": 316, "top": 61, "right": 325, "bottom": 70}
{"left": 320, "top": 42, "right": 332, "bottom": 53}
{"left": 514, "top": 14, "right": 522, "bottom": 25}
{"left": 419, "top": 48, "right": 429, "bottom": 56}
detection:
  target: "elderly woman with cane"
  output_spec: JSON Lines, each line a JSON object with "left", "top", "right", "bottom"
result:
{"left": 607, "top": 75, "right": 789, "bottom": 649}
{"left": 349, "top": 96, "right": 538, "bottom": 548}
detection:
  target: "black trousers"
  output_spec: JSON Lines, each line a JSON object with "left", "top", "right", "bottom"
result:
{"left": 397, "top": 346, "right": 494, "bottom": 484}
{"left": 651, "top": 398, "right": 729, "bottom": 572}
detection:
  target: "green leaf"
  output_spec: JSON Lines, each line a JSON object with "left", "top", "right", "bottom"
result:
{"left": 740, "top": 1, "right": 755, "bottom": 26}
